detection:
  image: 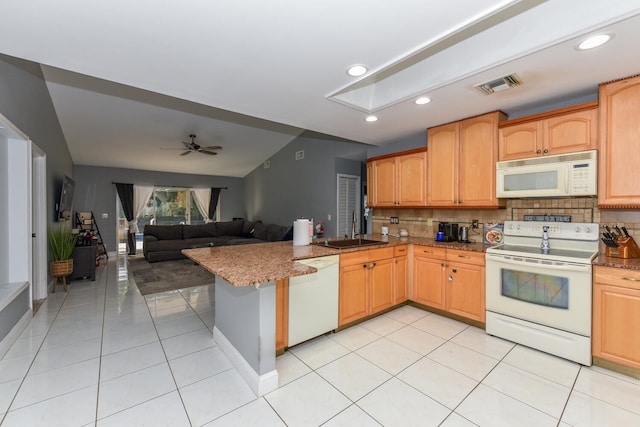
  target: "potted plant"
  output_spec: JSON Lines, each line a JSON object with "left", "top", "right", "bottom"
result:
{"left": 48, "top": 222, "right": 79, "bottom": 292}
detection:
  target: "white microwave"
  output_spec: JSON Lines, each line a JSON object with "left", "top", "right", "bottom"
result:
{"left": 496, "top": 150, "right": 597, "bottom": 198}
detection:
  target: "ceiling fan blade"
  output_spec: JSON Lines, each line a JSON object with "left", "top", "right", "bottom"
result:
{"left": 199, "top": 150, "right": 218, "bottom": 156}
{"left": 180, "top": 150, "right": 192, "bottom": 156}
{"left": 201, "top": 145, "right": 222, "bottom": 150}
{"left": 182, "top": 141, "right": 193, "bottom": 149}
{"left": 161, "top": 147, "right": 187, "bottom": 150}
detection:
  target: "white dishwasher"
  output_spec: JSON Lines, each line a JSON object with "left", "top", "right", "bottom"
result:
{"left": 288, "top": 255, "right": 339, "bottom": 347}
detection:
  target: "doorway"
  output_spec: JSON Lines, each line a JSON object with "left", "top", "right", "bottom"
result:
{"left": 31, "top": 143, "right": 47, "bottom": 301}
{"left": 336, "top": 174, "right": 361, "bottom": 238}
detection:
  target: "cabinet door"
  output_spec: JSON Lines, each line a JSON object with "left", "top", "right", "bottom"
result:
{"left": 459, "top": 113, "right": 501, "bottom": 207}
{"left": 275, "top": 279, "right": 288, "bottom": 351}
{"left": 599, "top": 75, "right": 640, "bottom": 207}
{"left": 593, "top": 283, "right": 640, "bottom": 369}
{"left": 370, "top": 257, "right": 394, "bottom": 314}
{"left": 413, "top": 255, "right": 445, "bottom": 309}
{"left": 498, "top": 121, "right": 542, "bottom": 161}
{"left": 366, "top": 162, "right": 375, "bottom": 206}
{"left": 339, "top": 263, "right": 369, "bottom": 325}
{"left": 544, "top": 108, "right": 597, "bottom": 155}
{"left": 446, "top": 262, "right": 485, "bottom": 322}
{"left": 396, "top": 151, "right": 427, "bottom": 206}
{"left": 394, "top": 255, "right": 408, "bottom": 304}
{"left": 371, "top": 158, "right": 396, "bottom": 207}
{"left": 427, "top": 122, "right": 458, "bottom": 206}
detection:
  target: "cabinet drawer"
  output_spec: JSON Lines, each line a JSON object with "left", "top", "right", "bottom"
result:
{"left": 414, "top": 245, "right": 446, "bottom": 258}
{"left": 446, "top": 249, "right": 485, "bottom": 266}
{"left": 340, "top": 250, "right": 370, "bottom": 267}
{"left": 594, "top": 266, "right": 640, "bottom": 290}
{"left": 369, "top": 246, "right": 394, "bottom": 261}
{"left": 393, "top": 245, "right": 409, "bottom": 257}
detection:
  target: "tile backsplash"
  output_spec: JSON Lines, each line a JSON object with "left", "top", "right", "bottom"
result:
{"left": 370, "top": 197, "right": 640, "bottom": 245}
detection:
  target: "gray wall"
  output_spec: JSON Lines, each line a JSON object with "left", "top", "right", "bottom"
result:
{"left": 73, "top": 165, "right": 245, "bottom": 252}
{"left": 244, "top": 131, "right": 369, "bottom": 238}
{"left": 0, "top": 55, "right": 74, "bottom": 226}
{"left": 0, "top": 135, "right": 7, "bottom": 282}
{"left": 366, "top": 132, "right": 427, "bottom": 158}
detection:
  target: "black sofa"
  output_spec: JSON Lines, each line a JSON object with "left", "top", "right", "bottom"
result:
{"left": 143, "top": 219, "right": 291, "bottom": 262}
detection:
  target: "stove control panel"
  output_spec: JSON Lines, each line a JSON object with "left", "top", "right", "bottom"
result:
{"left": 504, "top": 221, "right": 598, "bottom": 241}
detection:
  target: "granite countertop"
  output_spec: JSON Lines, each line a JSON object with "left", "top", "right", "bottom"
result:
{"left": 183, "top": 234, "right": 491, "bottom": 287}
{"left": 593, "top": 254, "right": 640, "bottom": 270}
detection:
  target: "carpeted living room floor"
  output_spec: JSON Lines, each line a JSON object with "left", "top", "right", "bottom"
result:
{"left": 127, "top": 256, "right": 216, "bottom": 296}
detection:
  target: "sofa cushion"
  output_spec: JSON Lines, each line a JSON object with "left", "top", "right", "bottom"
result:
{"left": 267, "top": 224, "right": 290, "bottom": 242}
{"left": 144, "top": 224, "right": 184, "bottom": 240}
{"left": 215, "top": 220, "right": 244, "bottom": 236}
{"left": 143, "top": 238, "right": 192, "bottom": 252}
{"left": 183, "top": 223, "right": 218, "bottom": 239}
{"left": 252, "top": 222, "right": 268, "bottom": 240}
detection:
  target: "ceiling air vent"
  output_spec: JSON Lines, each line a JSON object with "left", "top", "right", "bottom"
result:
{"left": 474, "top": 73, "right": 522, "bottom": 95}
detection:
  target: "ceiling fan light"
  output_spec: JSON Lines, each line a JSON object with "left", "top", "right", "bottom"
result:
{"left": 577, "top": 33, "right": 612, "bottom": 50}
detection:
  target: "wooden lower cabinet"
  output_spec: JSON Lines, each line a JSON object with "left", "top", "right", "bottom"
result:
{"left": 413, "top": 248, "right": 446, "bottom": 309}
{"left": 393, "top": 245, "right": 408, "bottom": 304}
{"left": 413, "top": 246, "right": 485, "bottom": 322}
{"left": 339, "top": 247, "right": 395, "bottom": 326}
{"left": 275, "top": 278, "right": 288, "bottom": 351}
{"left": 593, "top": 266, "right": 640, "bottom": 370}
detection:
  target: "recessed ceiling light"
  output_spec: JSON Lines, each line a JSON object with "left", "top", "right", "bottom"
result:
{"left": 365, "top": 115, "right": 378, "bottom": 122}
{"left": 415, "top": 96, "right": 432, "bottom": 105}
{"left": 577, "top": 33, "right": 613, "bottom": 50}
{"left": 347, "top": 64, "right": 367, "bottom": 77}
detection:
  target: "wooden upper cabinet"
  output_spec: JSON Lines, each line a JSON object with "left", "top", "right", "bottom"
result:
{"left": 427, "top": 111, "right": 505, "bottom": 208}
{"left": 368, "top": 148, "right": 427, "bottom": 207}
{"left": 426, "top": 122, "right": 458, "bottom": 206}
{"left": 598, "top": 75, "right": 640, "bottom": 208}
{"left": 498, "top": 102, "right": 598, "bottom": 161}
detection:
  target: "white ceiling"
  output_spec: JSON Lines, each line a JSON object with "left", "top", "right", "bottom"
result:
{"left": 1, "top": 0, "right": 639, "bottom": 177}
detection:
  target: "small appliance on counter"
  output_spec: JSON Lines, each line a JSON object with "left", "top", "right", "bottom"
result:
{"left": 438, "top": 222, "right": 458, "bottom": 242}
{"left": 458, "top": 226, "right": 470, "bottom": 243}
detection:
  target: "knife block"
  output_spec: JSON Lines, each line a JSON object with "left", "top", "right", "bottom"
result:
{"left": 606, "top": 236, "right": 640, "bottom": 259}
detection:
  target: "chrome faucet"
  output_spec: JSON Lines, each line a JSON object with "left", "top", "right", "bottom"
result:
{"left": 351, "top": 210, "right": 357, "bottom": 239}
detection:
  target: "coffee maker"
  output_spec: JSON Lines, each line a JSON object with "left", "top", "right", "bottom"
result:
{"left": 438, "top": 222, "right": 459, "bottom": 242}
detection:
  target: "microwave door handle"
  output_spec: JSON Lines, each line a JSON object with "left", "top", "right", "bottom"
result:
{"left": 565, "top": 167, "right": 570, "bottom": 194}
{"left": 487, "top": 255, "right": 591, "bottom": 273}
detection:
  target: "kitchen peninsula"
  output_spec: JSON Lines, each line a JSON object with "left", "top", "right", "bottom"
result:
{"left": 183, "top": 236, "right": 487, "bottom": 396}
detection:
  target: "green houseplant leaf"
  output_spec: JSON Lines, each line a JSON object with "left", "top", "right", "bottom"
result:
{"left": 48, "top": 223, "right": 79, "bottom": 261}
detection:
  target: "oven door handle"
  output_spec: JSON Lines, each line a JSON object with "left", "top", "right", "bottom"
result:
{"left": 486, "top": 254, "right": 591, "bottom": 273}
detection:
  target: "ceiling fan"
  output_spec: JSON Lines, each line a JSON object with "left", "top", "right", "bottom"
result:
{"left": 162, "top": 134, "right": 222, "bottom": 156}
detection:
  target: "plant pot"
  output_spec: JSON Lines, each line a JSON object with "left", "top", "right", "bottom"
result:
{"left": 50, "top": 259, "right": 73, "bottom": 278}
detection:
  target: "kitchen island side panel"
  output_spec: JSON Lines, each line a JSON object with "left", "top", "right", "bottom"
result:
{"left": 214, "top": 278, "right": 276, "bottom": 375}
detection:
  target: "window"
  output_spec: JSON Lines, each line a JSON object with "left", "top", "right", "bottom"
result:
{"left": 137, "top": 187, "right": 217, "bottom": 228}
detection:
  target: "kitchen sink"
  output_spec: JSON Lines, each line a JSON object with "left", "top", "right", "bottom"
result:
{"left": 314, "top": 238, "right": 388, "bottom": 249}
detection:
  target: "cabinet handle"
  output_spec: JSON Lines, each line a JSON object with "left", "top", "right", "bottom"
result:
{"left": 368, "top": 262, "right": 377, "bottom": 269}
{"left": 622, "top": 277, "right": 640, "bottom": 282}
{"left": 543, "top": 149, "right": 549, "bottom": 154}
{"left": 536, "top": 149, "right": 542, "bottom": 154}
{"left": 362, "top": 264, "right": 367, "bottom": 269}
{"left": 458, "top": 255, "right": 471, "bottom": 259}
{"left": 397, "top": 249, "right": 406, "bottom": 253}
{"left": 423, "top": 250, "right": 434, "bottom": 254}
{"left": 448, "top": 276, "right": 453, "bottom": 282}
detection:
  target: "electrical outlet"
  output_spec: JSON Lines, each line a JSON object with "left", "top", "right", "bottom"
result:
{"left": 390, "top": 216, "right": 399, "bottom": 224}
{"left": 472, "top": 219, "right": 479, "bottom": 229}
{"left": 427, "top": 218, "right": 433, "bottom": 226}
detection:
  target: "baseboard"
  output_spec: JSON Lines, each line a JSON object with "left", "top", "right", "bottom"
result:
{"left": 0, "top": 309, "right": 32, "bottom": 359}
{"left": 213, "top": 326, "right": 278, "bottom": 396}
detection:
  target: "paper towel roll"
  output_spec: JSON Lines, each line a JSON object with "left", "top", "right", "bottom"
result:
{"left": 293, "top": 219, "right": 310, "bottom": 246}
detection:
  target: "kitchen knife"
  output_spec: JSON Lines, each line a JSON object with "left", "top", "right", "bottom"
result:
{"left": 613, "top": 225, "right": 624, "bottom": 238}
{"left": 622, "top": 226, "right": 631, "bottom": 237}
{"left": 601, "top": 237, "right": 613, "bottom": 247}
{"left": 604, "top": 225, "right": 614, "bottom": 236}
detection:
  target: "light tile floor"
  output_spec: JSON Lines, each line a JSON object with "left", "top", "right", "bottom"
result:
{"left": 1, "top": 256, "right": 640, "bottom": 426}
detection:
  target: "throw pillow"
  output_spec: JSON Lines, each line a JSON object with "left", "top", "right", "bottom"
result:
{"left": 252, "top": 222, "right": 268, "bottom": 240}
{"left": 216, "top": 220, "right": 243, "bottom": 236}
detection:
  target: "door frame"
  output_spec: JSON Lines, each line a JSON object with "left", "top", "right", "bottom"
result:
{"left": 31, "top": 143, "right": 47, "bottom": 300}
